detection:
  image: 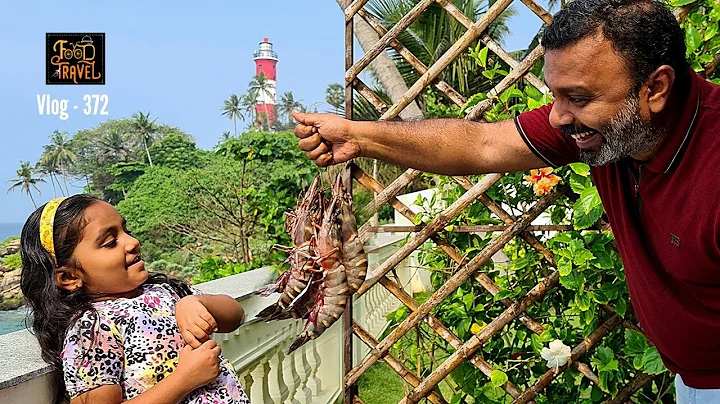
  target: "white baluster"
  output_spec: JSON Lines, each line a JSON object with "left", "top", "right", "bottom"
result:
{"left": 293, "top": 340, "right": 313, "bottom": 404}
{"left": 249, "top": 359, "right": 271, "bottom": 404}
{"left": 281, "top": 345, "right": 302, "bottom": 404}
{"left": 304, "top": 338, "right": 322, "bottom": 395}
{"left": 268, "top": 347, "right": 289, "bottom": 404}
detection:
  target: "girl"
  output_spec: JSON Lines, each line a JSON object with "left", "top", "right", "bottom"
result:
{"left": 20, "top": 194, "right": 250, "bottom": 404}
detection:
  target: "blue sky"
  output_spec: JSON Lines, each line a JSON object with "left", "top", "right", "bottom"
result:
{"left": 0, "top": 0, "right": 548, "bottom": 226}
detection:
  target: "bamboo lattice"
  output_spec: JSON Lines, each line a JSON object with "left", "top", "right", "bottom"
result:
{"left": 338, "top": 0, "right": 691, "bottom": 402}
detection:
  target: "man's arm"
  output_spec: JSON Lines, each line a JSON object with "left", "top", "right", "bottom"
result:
{"left": 293, "top": 111, "right": 547, "bottom": 175}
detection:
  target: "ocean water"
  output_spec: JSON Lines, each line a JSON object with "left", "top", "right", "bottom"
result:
{"left": 0, "top": 222, "right": 22, "bottom": 242}
{"left": 0, "top": 307, "right": 30, "bottom": 335}
{"left": 1, "top": 222, "right": 26, "bottom": 335}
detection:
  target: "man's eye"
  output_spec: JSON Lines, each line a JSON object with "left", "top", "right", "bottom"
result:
{"left": 103, "top": 239, "right": 117, "bottom": 248}
{"left": 568, "top": 96, "right": 589, "bottom": 105}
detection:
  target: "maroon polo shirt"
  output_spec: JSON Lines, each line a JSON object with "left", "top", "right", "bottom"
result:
{"left": 515, "top": 71, "right": 720, "bottom": 388}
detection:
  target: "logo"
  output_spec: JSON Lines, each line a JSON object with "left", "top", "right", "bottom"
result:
{"left": 46, "top": 33, "right": 105, "bottom": 85}
{"left": 670, "top": 233, "right": 681, "bottom": 247}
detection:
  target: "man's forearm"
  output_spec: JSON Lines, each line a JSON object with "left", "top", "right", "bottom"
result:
{"left": 353, "top": 118, "right": 490, "bottom": 175}
{"left": 198, "top": 294, "right": 245, "bottom": 333}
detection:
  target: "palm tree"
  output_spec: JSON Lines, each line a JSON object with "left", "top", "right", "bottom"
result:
{"left": 35, "top": 159, "right": 60, "bottom": 197}
{"left": 7, "top": 161, "right": 45, "bottom": 208}
{"left": 221, "top": 94, "right": 244, "bottom": 137}
{"left": 366, "top": 0, "right": 516, "bottom": 97}
{"left": 97, "top": 130, "right": 130, "bottom": 163}
{"left": 278, "top": 91, "right": 305, "bottom": 126}
{"left": 248, "top": 73, "right": 275, "bottom": 130}
{"left": 240, "top": 91, "right": 258, "bottom": 128}
{"left": 41, "top": 130, "right": 76, "bottom": 195}
{"left": 131, "top": 111, "right": 159, "bottom": 167}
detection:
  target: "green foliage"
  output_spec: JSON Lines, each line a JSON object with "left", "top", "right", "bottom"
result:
{"left": 1, "top": 253, "right": 22, "bottom": 270}
{"left": 191, "top": 256, "right": 262, "bottom": 284}
{"left": 0, "top": 237, "right": 19, "bottom": 249}
{"left": 148, "top": 134, "right": 204, "bottom": 170}
{"left": 676, "top": 0, "right": 720, "bottom": 82}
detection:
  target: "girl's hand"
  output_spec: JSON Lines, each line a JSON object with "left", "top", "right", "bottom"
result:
{"left": 175, "top": 340, "right": 222, "bottom": 391}
{"left": 176, "top": 295, "right": 218, "bottom": 348}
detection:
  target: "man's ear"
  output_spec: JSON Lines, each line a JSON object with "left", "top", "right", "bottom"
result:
{"left": 643, "top": 65, "right": 675, "bottom": 114}
{"left": 55, "top": 267, "right": 84, "bottom": 292}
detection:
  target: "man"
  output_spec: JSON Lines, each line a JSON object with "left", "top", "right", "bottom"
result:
{"left": 294, "top": 0, "right": 720, "bottom": 400}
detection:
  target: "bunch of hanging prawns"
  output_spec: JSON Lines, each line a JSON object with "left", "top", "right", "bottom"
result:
{"left": 256, "top": 163, "right": 367, "bottom": 354}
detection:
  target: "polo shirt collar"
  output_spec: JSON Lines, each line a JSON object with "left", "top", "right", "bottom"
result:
{"left": 644, "top": 71, "right": 701, "bottom": 174}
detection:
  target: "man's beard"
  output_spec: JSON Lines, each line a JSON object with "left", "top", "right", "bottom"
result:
{"left": 561, "top": 95, "right": 665, "bottom": 167}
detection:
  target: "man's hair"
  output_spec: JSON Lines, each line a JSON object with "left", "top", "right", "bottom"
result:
{"left": 541, "top": 0, "right": 689, "bottom": 90}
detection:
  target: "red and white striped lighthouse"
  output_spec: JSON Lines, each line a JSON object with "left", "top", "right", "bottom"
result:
{"left": 253, "top": 37, "right": 278, "bottom": 126}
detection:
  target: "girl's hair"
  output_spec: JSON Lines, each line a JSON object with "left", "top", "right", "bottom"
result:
{"left": 20, "top": 194, "right": 191, "bottom": 401}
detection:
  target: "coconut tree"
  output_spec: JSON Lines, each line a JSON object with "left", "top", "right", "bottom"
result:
{"left": 221, "top": 94, "right": 244, "bottom": 137}
{"left": 240, "top": 91, "right": 258, "bottom": 129}
{"left": 131, "top": 111, "right": 159, "bottom": 167}
{"left": 278, "top": 91, "right": 305, "bottom": 126}
{"left": 97, "top": 130, "right": 130, "bottom": 164}
{"left": 35, "top": 159, "right": 60, "bottom": 197}
{"left": 7, "top": 161, "right": 45, "bottom": 208}
{"left": 249, "top": 73, "right": 275, "bottom": 130}
{"left": 41, "top": 130, "right": 76, "bottom": 195}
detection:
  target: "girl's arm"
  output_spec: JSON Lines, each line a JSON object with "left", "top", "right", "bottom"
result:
{"left": 176, "top": 293, "right": 245, "bottom": 348}
{"left": 196, "top": 294, "right": 245, "bottom": 332}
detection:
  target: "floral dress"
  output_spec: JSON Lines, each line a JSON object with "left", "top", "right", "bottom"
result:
{"left": 61, "top": 283, "right": 250, "bottom": 403}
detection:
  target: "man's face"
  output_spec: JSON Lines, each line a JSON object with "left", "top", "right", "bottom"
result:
{"left": 544, "top": 32, "right": 664, "bottom": 166}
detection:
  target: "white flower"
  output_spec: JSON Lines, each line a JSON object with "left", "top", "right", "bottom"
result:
{"left": 541, "top": 339, "right": 572, "bottom": 372}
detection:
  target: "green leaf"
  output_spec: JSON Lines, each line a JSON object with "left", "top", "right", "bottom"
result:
{"left": 539, "top": 329, "right": 556, "bottom": 343}
{"left": 483, "top": 385, "right": 506, "bottom": 400}
{"left": 569, "top": 162, "right": 591, "bottom": 176}
{"left": 463, "top": 293, "right": 475, "bottom": 310}
{"left": 558, "top": 258, "right": 573, "bottom": 276}
{"left": 574, "top": 203, "right": 604, "bottom": 230}
{"left": 670, "top": 0, "right": 698, "bottom": 6}
{"left": 575, "top": 291, "right": 592, "bottom": 311}
{"left": 592, "top": 289, "right": 610, "bottom": 304}
{"left": 460, "top": 93, "right": 487, "bottom": 114}
{"left": 527, "top": 97, "right": 543, "bottom": 111}
{"left": 594, "top": 346, "right": 617, "bottom": 370}
{"left": 615, "top": 298, "right": 627, "bottom": 317}
{"left": 591, "top": 249, "right": 615, "bottom": 269}
{"left": 705, "top": 22, "right": 719, "bottom": 41}
{"left": 490, "top": 370, "right": 508, "bottom": 388}
{"left": 578, "top": 186, "right": 602, "bottom": 214}
{"left": 570, "top": 172, "right": 590, "bottom": 194}
{"left": 624, "top": 329, "right": 649, "bottom": 356}
{"left": 687, "top": 24, "right": 703, "bottom": 53}
{"left": 482, "top": 70, "right": 496, "bottom": 80}
{"left": 591, "top": 385, "right": 604, "bottom": 401}
{"left": 633, "top": 355, "right": 644, "bottom": 370}
{"left": 479, "top": 46, "right": 489, "bottom": 68}
{"left": 560, "top": 269, "right": 585, "bottom": 290}
{"left": 643, "top": 347, "right": 667, "bottom": 375}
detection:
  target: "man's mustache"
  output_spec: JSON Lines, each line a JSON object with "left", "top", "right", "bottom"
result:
{"left": 560, "top": 125, "right": 596, "bottom": 137}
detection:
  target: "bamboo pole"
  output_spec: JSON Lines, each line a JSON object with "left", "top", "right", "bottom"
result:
{"left": 518, "top": 0, "right": 553, "bottom": 24}
{"left": 366, "top": 224, "right": 575, "bottom": 233}
{"left": 353, "top": 77, "right": 391, "bottom": 114}
{"left": 358, "top": 173, "right": 504, "bottom": 295}
{"left": 380, "top": 0, "right": 515, "bottom": 120}
{"left": 344, "top": 0, "right": 371, "bottom": 22}
{"left": 346, "top": 0, "right": 436, "bottom": 82}
{"left": 346, "top": 191, "right": 561, "bottom": 387}
{"left": 353, "top": 323, "right": 449, "bottom": 404}
{"left": 512, "top": 314, "right": 623, "bottom": 404}
{"left": 604, "top": 372, "right": 654, "bottom": 404}
{"left": 357, "top": 164, "right": 422, "bottom": 219}
{"left": 401, "top": 270, "right": 562, "bottom": 403}
{"left": 344, "top": 7, "right": 356, "bottom": 403}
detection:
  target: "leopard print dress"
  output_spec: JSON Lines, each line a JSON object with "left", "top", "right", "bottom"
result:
{"left": 61, "top": 283, "right": 250, "bottom": 403}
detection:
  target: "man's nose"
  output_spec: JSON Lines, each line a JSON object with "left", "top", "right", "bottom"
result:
{"left": 548, "top": 102, "right": 574, "bottom": 129}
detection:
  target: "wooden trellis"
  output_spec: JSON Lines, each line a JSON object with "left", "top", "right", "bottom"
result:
{"left": 339, "top": 1, "right": 696, "bottom": 403}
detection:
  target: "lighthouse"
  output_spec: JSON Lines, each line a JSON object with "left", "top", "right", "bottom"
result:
{"left": 253, "top": 37, "right": 278, "bottom": 127}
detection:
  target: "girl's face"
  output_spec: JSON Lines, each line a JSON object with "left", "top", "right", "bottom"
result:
{"left": 63, "top": 201, "right": 148, "bottom": 298}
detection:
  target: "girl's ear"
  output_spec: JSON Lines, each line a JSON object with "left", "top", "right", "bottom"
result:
{"left": 55, "top": 267, "right": 84, "bottom": 292}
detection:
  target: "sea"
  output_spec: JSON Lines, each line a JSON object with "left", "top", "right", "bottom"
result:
{"left": 0, "top": 222, "right": 28, "bottom": 336}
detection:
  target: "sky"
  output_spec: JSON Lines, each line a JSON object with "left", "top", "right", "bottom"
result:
{"left": 0, "top": 0, "right": 548, "bottom": 226}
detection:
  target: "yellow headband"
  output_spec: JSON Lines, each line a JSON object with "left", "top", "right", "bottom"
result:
{"left": 40, "top": 197, "right": 67, "bottom": 267}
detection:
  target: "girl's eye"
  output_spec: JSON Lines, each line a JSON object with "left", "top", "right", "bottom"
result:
{"left": 102, "top": 239, "right": 117, "bottom": 248}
